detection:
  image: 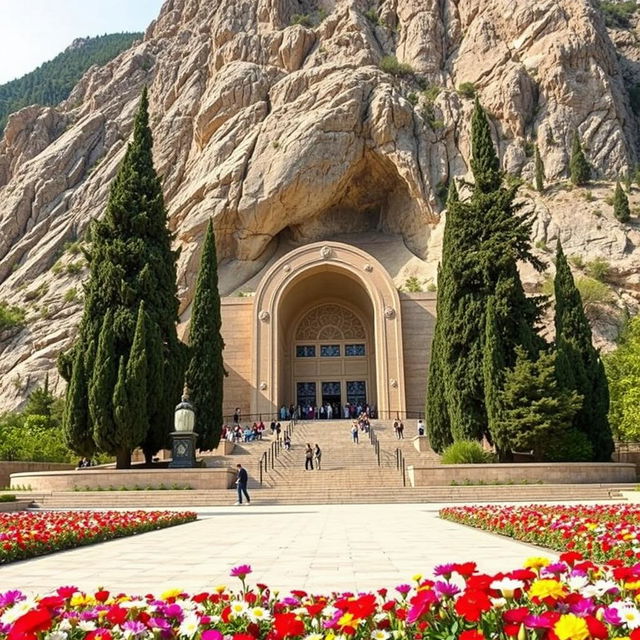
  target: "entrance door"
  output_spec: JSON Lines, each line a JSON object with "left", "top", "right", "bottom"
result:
{"left": 321, "top": 381, "right": 341, "bottom": 419}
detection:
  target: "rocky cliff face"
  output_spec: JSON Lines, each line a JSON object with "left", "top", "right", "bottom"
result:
{"left": 1, "top": 0, "right": 639, "bottom": 409}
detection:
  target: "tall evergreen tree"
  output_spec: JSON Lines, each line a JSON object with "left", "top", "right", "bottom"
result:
{"left": 24, "top": 373, "right": 55, "bottom": 418}
{"left": 613, "top": 181, "right": 631, "bottom": 223}
{"left": 185, "top": 220, "right": 225, "bottom": 451}
{"left": 570, "top": 133, "right": 590, "bottom": 186}
{"left": 554, "top": 241, "right": 614, "bottom": 461}
{"left": 61, "top": 88, "right": 187, "bottom": 468}
{"left": 63, "top": 350, "right": 93, "bottom": 457}
{"left": 534, "top": 144, "right": 545, "bottom": 193}
{"left": 427, "top": 99, "right": 543, "bottom": 445}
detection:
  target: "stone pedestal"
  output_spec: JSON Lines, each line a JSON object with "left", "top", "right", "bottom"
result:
{"left": 169, "top": 432, "right": 197, "bottom": 468}
{"left": 413, "top": 435, "right": 431, "bottom": 453}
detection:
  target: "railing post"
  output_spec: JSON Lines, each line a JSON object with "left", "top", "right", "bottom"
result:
{"left": 259, "top": 459, "right": 263, "bottom": 486}
{"left": 402, "top": 458, "right": 406, "bottom": 487}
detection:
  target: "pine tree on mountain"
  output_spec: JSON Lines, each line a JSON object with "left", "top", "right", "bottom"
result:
{"left": 613, "top": 181, "right": 631, "bottom": 223}
{"left": 554, "top": 241, "right": 614, "bottom": 461}
{"left": 570, "top": 133, "right": 590, "bottom": 186}
{"left": 62, "top": 88, "right": 186, "bottom": 468}
{"left": 185, "top": 220, "right": 226, "bottom": 451}
{"left": 534, "top": 145, "right": 545, "bottom": 193}
{"left": 24, "top": 373, "right": 55, "bottom": 419}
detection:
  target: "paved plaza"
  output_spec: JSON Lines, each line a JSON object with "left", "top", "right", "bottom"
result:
{"left": 2, "top": 503, "right": 560, "bottom": 595}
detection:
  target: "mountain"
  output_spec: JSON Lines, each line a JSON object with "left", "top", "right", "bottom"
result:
{"left": 0, "top": 33, "right": 142, "bottom": 131}
{"left": 1, "top": 0, "right": 640, "bottom": 409}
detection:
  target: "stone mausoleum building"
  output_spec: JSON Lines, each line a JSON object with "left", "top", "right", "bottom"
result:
{"left": 218, "top": 236, "right": 436, "bottom": 420}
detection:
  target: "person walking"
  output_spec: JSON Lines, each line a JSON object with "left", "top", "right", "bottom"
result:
{"left": 305, "top": 443, "right": 314, "bottom": 470}
{"left": 351, "top": 422, "right": 359, "bottom": 444}
{"left": 235, "top": 464, "right": 250, "bottom": 505}
{"left": 398, "top": 421, "right": 405, "bottom": 439}
{"left": 417, "top": 418, "right": 425, "bottom": 436}
{"left": 314, "top": 444, "right": 322, "bottom": 470}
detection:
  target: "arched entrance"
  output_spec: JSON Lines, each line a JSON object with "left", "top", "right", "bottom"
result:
{"left": 252, "top": 242, "right": 406, "bottom": 417}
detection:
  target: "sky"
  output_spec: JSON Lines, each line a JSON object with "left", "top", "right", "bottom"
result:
{"left": 0, "top": 0, "right": 165, "bottom": 83}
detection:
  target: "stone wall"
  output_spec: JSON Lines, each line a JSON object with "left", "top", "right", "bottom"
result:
{"left": 400, "top": 293, "right": 436, "bottom": 417}
{"left": 10, "top": 468, "right": 237, "bottom": 491}
{"left": 408, "top": 463, "right": 637, "bottom": 487}
{"left": 221, "top": 297, "right": 254, "bottom": 420}
{"left": 0, "top": 461, "right": 74, "bottom": 488}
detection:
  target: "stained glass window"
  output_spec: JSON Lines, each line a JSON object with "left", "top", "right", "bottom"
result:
{"left": 347, "top": 380, "right": 367, "bottom": 405}
{"left": 297, "top": 382, "right": 316, "bottom": 406}
{"left": 296, "top": 345, "right": 316, "bottom": 357}
{"left": 322, "top": 381, "right": 341, "bottom": 396}
{"left": 320, "top": 344, "right": 340, "bottom": 357}
{"left": 345, "top": 344, "right": 366, "bottom": 357}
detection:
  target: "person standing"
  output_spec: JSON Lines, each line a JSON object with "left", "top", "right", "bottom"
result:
{"left": 235, "top": 464, "right": 250, "bottom": 505}
{"left": 417, "top": 419, "right": 425, "bottom": 436}
{"left": 314, "top": 444, "right": 322, "bottom": 470}
{"left": 398, "top": 421, "right": 405, "bottom": 439}
{"left": 305, "top": 443, "right": 314, "bottom": 470}
{"left": 351, "top": 422, "right": 359, "bottom": 444}
{"left": 233, "top": 407, "right": 240, "bottom": 424}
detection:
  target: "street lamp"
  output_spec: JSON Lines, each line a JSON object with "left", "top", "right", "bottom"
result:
{"left": 169, "top": 394, "right": 197, "bottom": 468}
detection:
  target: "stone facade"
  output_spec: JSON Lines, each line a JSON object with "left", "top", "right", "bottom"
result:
{"left": 220, "top": 241, "right": 436, "bottom": 421}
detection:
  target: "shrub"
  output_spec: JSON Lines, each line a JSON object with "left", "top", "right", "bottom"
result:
{"left": 597, "top": 1, "right": 637, "bottom": 28}
{"left": 0, "top": 495, "right": 16, "bottom": 503}
{"left": 0, "top": 301, "right": 26, "bottom": 331}
{"left": 457, "top": 82, "right": 476, "bottom": 99}
{"left": 423, "top": 85, "right": 441, "bottom": 102}
{"left": 543, "top": 429, "right": 593, "bottom": 462}
{"left": 407, "top": 92, "right": 418, "bottom": 105}
{"left": 65, "top": 261, "right": 83, "bottom": 275}
{"left": 569, "top": 254, "right": 585, "bottom": 269}
{"left": 585, "top": 257, "right": 611, "bottom": 282}
{"left": 403, "top": 276, "right": 423, "bottom": 292}
{"left": 291, "top": 13, "right": 314, "bottom": 27}
{"left": 24, "top": 283, "right": 48, "bottom": 302}
{"left": 379, "top": 55, "right": 414, "bottom": 77}
{"left": 441, "top": 440, "right": 492, "bottom": 464}
{"left": 64, "top": 287, "right": 78, "bottom": 303}
{"left": 583, "top": 191, "right": 595, "bottom": 202}
{"left": 64, "top": 241, "right": 82, "bottom": 255}
{"left": 363, "top": 8, "right": 379, "bottom": 24}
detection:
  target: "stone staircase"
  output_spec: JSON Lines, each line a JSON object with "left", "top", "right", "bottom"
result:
{"left": 24, "top": 419, "right": 631, "bottom": 507}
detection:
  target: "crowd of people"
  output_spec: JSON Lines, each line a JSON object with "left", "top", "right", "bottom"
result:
{"left": 279, "top": 402, "right": 377, "bottom": 421}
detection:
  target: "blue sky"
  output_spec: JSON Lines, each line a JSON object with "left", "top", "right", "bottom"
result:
{"left": 0, "top": 0, "right": 165, "bottom": 83}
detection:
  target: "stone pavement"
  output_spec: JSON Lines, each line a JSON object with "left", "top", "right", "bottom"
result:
{"left": 3, "top": 503, "right": 559, "bottom": 596}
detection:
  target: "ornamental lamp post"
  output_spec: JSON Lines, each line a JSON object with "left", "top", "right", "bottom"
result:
{"left": 169, "top": 392, "right": 198, "bottom": 468}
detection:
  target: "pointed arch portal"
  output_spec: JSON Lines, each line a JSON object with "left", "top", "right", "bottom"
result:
{"left": 252, "top": 242, "right": 406, "bottom": 417}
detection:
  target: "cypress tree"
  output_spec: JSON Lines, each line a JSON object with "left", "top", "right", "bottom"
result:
{"left": 534, "top": 144, "right": 545, "bottom": 193}
{"left": 63, "top": 349, "right": 93, "bottom": 457}
{"left": 470, "top": 98, "right": 501, "bottom": 193}
{"left": 61, "top": 88, "right": 187, "bottom": 467}
{"left": 185, "top": 220, "right": 225, "bottom": 451}
{"left": 613, "top": 181, "right": 631, "bottom": 223}
{"left": 554, "top": 241, "right": 614, "bottom": 461}
{"left": 570, "top": 133, "right": 590, "bottom": 186}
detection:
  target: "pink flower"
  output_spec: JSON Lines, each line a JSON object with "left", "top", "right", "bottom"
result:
{"left": 230, "top": 564, "right": 252, "bottom": 579}
{"left": 202, "top": 631, "right": 223, "bottom": 640}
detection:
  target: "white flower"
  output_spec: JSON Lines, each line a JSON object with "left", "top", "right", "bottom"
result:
{"left": 610, "top": 603, "right": 640, "bottom": 630}
{"left": 490, "top": 578, "right": 524, "bottom": 599}
{"left": 322, "top": 605, "right": 338, "bottom": 617}
{"left": 209, "top": 615, "right": 221, "bottom": 624}
{"left": 58, "top": 619, "right": 73, "bottom": 632}
{"left": 230, "top": 600, "right": 249, "bottom": 618}
{"left": 45, "top": 632, "right": 68, "bottom": 640}
{"left": 371, "top": 631, "right": 391, "bottom": 640}
{"left": 248, "top": 606, "right": 271, "bottom": 623}
{"left": 304, "top": 634, "right": 324, "bottom": 640}
{"left": 78, "top": 620, "right": 97, "bottom": 632}
{"left": 178, "top": 613, "right": 201, "bottom": 637}
{"left": 120, "top": 599, "right": 145, "bottom": 609}
{"left": 593, "top": 580, "right": 619, "bottom": 597}
{"left": 176, "top": 598, "right": 196, "bottom": 611}
{"left": 374, "top": 612, "right": 388, "bottom": 623}
{"left": 580, "top": 585, "right": 599, "bottom": 599}
{"left": 490, "top": 597, "right": 507, "bottom": 609}
{"left": 567, "top": 575, "right": 589, "bottom": 591}
{"left": 293, "top": 607, "right": 307, "bottom": 616}
{"left": 0, "top": 598, "right": 38, "bottom": 624}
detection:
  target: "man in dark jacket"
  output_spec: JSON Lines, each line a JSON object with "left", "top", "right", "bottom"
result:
{"left": 235, "top": 463, "right": 250, "bottom": 505}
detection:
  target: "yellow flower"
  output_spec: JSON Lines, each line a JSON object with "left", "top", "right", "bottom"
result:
{"left": 524, "top": 557, "right": 551, "bottom": 570}
{"left": 160, "top": 588, "right": 183, "bottom": 600}
{"left": 412, "top": 573, "right": 423, "bottom": 582}
{"left": 70, "top": 593, "right": 95, "bottom": 607}
{"left": 529, "top": 579, "right": 567, "bottom": 600}
{"left": 626, "top": 581, "right": 640, "bottom": 590}
{"left": 214, "top": 585, "right": 227, "bottom": 594}
{"left": 339, "top": 612, "right": 355, "bottom": 627}
{"left": 554, "top": 614, "right": 589, "bottom": 640}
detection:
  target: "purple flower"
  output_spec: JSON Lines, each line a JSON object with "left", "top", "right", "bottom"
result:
{"left": 603, "top": 607, "right": 622, "bottom": 625}
{"left": 80, "top": 610, "right": 99, "bottom": 621}
{"left": 148, "top": 617, "right": 172, "bottom": 631}
{"left": 164, "top": 603, "right": 185, "bottom": 620}
{"left": 122, "top": 620, "right": 148, "bottom": 636}
{"left": 230, "top": 564, "right": 252, "bottom": 579}
{"left": 569, "top": 597, "right": 595, "bottom": 617}
{"left": 542, "top": 563, "right": 568, "bottom": 576}
{"left": 202, "top": 632, "right": 224, "bottom": 640}
{"left": 434, "top": 581, "right": 460, "bottom": 597}
{"left": 525, "top": 615, "right": 554, "bottom": 629}
{"left": 0, "top": 590, "right": 24, "bottom": 608}
{"left": 281, "top": 597, "right": 300, "bottom": 607}
{"left": 395, "top": 584, "right": 412, "bottom": 595}
{"left": 433, "top": 563, "right": 457, "bottom": 578}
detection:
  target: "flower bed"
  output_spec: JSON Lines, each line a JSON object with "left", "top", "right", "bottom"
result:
{"left": 440, "top": 505, "right": 640, "bottom": 563}
{"left": 0, "top": 510, "right": 197, "bottom": 564}
{"left": 7, "top": 559, "right": 640, "bottom": 639}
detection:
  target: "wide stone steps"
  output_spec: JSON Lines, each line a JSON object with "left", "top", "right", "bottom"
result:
{"left": 22, "top": 483, "right": 629, "bottom": 508}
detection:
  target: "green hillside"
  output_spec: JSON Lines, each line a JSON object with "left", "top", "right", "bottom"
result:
{"left": 0, "top": 32, "right": 142, "bottom": 131}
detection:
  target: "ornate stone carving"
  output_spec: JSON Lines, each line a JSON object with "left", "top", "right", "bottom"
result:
{"left": 364, "top": 263, "right": 373, "bottom": 272}
{"left": 390, "top": 378, "right": 398, "bottom": 388}
{"left": 283, "top": 264, "right": 291, "bottom": 273}
{"left": 296, "top": 304, "right": 366, "bottom": 340}
{"left": 320, "top": 245, "right": 333, "bottom": 260}
{"left": 258, "top": 310, "right": 270, "bottom": 322}
{"left": 259, "top": 381, "right": 267, "bottom": 390}
{"left": 384, "top": 306, "right": 396, "bottom": 319}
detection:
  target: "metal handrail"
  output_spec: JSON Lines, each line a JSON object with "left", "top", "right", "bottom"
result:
{"left": 396, "top": 448, "right": 407, "bottom": 487}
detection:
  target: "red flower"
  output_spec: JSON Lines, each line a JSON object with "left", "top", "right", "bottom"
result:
{"left": 454, "top": 589, "right": 492, "bottom": 622}
{"left": 503, "top": 608, "right": 530, "bottom": 624}
{"left": 105, "top": 605, "right": 128, "bottom": 626}
{"left": 407, "top": 590, "right": 437, "bottom": 624}
{"left": 454, "top": 562, "right": 478, "bottom": 577}
{"left": 586, "top": 616, "right": 608, "bottom": 640}
{"left": 8, "top": 607, "right": 51, "bottom": 640}
{"left": 306, "top": 603, "right": 325, "bottom": 616}
{"left": 95, "top": 590, "right": 110, "bottom": 603}
{"left": 273, "top": 613, "right": 305, "bottom": 639}
{"left": 86, "top": 631, "right": 113, "bottom": 640}
{"left": 460, "top": 630, "right": 485, "bottom": 640}
{"left": 559, "top": 552, "right": 584, "bottom": 566}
